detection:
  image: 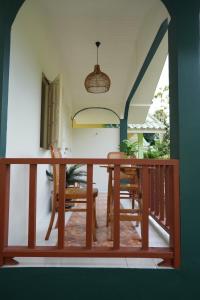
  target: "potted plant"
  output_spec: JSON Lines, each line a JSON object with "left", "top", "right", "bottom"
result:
{"left": 46, "top": 164, "right": 87, "bottom": 187}
{"left": 120, "top": 139, "right": 138, "bottom": 158}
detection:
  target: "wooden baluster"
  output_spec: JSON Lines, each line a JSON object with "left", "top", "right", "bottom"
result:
{"left": 172, "top": 163, "right": 180, "bottom": 268}
{"left": 155, "top": 165, "right": 160, "bottom": 216}
{"left": 113, "top": 165, "right": 120, "bottom": 250}
{"left": 58, "top": 164, "right": 66, "bottom": 249}
{"left": 160, "top": 165, "right": 165, "bottom": 222}
{"left": 86, "top": 164, "right": 93, "bottom": 249}
{"left": 141, "top": 166, "right": 149, "bottom": 250}
{"left": 148, "top": 167, "right": 152, "bottom": 211}
{"left": 28, "top": 164, "right": 37, "bottom": 248}
{"left": 151, "top": 168, "right": 156, "bottom": 213}
{"left": 106, "top": 168, "right": 112, "bottom": 226}
{"left": 169, "top": 166, "right": 174, "bottom": 246}
{"left": 0, "top": 164, "right": 10, "bottom": 266}
{"left": 165, "top": 165, "right": 170, "bottom": 228}
{"left": 149, "top": 167, "right": 154, "bottom": 212}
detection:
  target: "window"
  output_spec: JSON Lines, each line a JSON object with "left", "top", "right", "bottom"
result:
{"left": 40, "top": 74, "right": 61, "bottom": 149}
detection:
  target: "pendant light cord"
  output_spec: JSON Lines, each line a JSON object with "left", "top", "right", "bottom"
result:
{"left": 96, "top": 41, "right": 101, "bottom": 65}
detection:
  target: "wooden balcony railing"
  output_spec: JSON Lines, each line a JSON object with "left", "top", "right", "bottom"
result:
{"left": 0, "top": 158, "right": 180, "bottom": 268}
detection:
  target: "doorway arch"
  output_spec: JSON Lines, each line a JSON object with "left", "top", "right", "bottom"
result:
{"left": 1, "top": 1, "right": 200, "bottom": 300}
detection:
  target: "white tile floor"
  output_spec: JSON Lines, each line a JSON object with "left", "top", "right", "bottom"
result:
{"left": 5, "top": 194, "right": 171, "bottom": 269}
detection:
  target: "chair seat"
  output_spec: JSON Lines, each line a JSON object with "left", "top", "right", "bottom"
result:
{"left": 119, "top": 183, "right": 139, "bottom": 191}
{"left": 65, "top": 187, "right": 98, "bottom": 199}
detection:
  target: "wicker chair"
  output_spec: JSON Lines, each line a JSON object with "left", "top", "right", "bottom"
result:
{"left": 106, "top": 152, "right": 142, "bottom": 240}
{"left": 45, "top": 145, "right": 98, "bottom": 241}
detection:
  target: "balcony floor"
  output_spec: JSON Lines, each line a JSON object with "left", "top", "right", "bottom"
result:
{"left": 5, "top": 193, "right": 170, "bottom": 269}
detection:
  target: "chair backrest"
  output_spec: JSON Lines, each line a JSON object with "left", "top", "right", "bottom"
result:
{"left": 50, "top": 145, "right": 63, "bottom": 196}
{"left": 107, "top": 152, "right": 126, "bottom": 159}
{"left": 107, "top": 152, "right": 127, "bottom": 179}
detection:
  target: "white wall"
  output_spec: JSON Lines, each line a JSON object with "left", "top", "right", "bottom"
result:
{"left": 72, "top": 128, "right": 119, "bottom": 192}
{"left": 60, "top": 101, "right": 73, "bottom": 155}
{"left": 7, "top": 0, "right": 72, "bottom": 244}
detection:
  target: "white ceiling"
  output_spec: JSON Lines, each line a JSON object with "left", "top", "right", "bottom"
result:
{"left": 36, "top": 0, "right": 168, "bottom": 122}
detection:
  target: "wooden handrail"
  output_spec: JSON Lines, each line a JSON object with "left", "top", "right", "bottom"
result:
{"left": 0, "top": 158, "right": 179, "bottom": 165}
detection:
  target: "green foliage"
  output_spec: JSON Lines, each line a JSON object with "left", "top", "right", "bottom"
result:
{"left": 144, "top": 119, "right": 170, "bottom": 159}
{"left": 144, "top": 86, "right": 170, "bottom": 159}
{"left": 46, "top": 164, "right": 87, "bottom": 186}
{"left": 120, "top": 139, "right": 138, "bottom": 157}
{"left": 144, "top": 139, "right": 169, "bottom": 159}
{"left": 144, "top": 146, "right": 160, "bottom": 159}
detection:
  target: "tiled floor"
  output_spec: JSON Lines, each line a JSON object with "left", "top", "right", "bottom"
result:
{"left": 64, "top": 194, "right": 141, "bottom": 247}
{"left": 5, "top": 193, "right": 171, "bottom": 269}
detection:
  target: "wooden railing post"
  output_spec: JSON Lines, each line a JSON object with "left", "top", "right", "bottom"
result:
{"left": 58, "top": 164, "right": 66, "bottom": 249}
{"left": 0, "top": 164, "right": 10, "bottom": 266}
{"left": 113, "top": 165, "right": 120, "bottom": 250}
{"left": 28, "top": 164, "right": 37, "bottom": 248}
{"left": 141, "top": 166, "right": 149, "bottom": 250}
{"left": 86, "top": 164, "right": 93, "bottom": 249}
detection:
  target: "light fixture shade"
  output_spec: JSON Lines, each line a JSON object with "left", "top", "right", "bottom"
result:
{"left": 84, "top": 41, "right": 111, "bottom": 93}
{"left": 85, "top": 64, "right": 111, "bottom": 93}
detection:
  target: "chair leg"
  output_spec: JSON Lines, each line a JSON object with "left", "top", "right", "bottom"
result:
{"left": 132, "top": 197, "right": 135, "bottom": 209}
{"left": 110, "top": 196, "right": 114, "bottom": 241}
{"left": 94, "top": 197, "right": 98, "bottom": 228}
{"left": 106, "top": 196, "right": 110, "bottom": 227}
{"left": 106, "top": 170, "right": 112, "bottom": 226}
{"left": 93, "top": 199, "right": 97, "bottom": 242}
{"left": 93, "top": 213, "right": 97, "bottom": 242}
{"left": 45, "top": 204, "right": 56, "bottom": 240}
{"left": 136, "top": 195, "right": 142, "bottom": 227}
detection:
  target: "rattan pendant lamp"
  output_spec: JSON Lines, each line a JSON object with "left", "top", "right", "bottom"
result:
{"left": 84, "top": 41, "right": 111, "bottom": 93}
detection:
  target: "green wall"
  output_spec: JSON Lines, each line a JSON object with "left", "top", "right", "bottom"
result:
{"left": 0, "top": 0, "right": 200, "bottom": 299}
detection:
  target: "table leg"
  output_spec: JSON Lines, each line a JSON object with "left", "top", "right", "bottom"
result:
{"left": 106, "top": 169, "right": 112, "bottom": 226}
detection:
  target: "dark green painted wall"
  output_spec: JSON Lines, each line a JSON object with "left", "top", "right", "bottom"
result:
{"left": 0, "top": 24, "right": 10, "bottom": 157}
{"left": 0, "top": 0, "right": 200, "bottom": 299}
{"left": 119, "top": 119, "right": 127, "bottom": 143}
{"left": 0, "top": 0, "right": 25, "bottom": 157}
